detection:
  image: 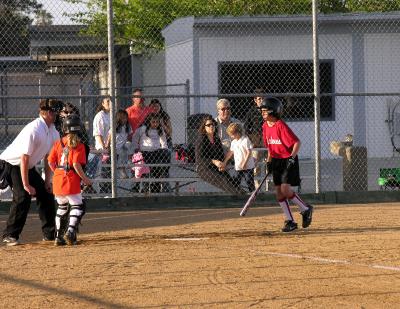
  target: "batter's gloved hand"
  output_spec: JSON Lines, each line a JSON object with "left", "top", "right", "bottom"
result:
{"left": 286, "top": 156, "right": 295, "bottom": 170}
{"left": 266, "top": 161, "right": 273, "bottom": 174}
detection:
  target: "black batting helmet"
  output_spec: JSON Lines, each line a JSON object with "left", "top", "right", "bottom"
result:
{"left": 258, "top": 97, "right": 283, "bottom": 118}
{"left": 62, "top": 114, "right": 81, "bottom": 134}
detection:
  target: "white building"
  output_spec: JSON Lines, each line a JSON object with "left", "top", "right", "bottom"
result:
{"left": 162, "top": 13, "right": 400, "bottom": 160}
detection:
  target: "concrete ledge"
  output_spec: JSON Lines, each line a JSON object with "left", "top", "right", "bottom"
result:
{"left": 1, "top": 190, "right": 399, "bottom": 214}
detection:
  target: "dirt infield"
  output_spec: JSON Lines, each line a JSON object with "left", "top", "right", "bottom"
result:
{"left": 0, "top": 203, "right": 399, "bottom": 308}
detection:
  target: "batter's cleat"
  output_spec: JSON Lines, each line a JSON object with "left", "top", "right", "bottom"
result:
{"left": 54, "top": 237, "right": 66, "bottom": 246}
{"left": 64, "top": 230, "right": 77, "bottom": 245}
{"left": 282, "top": 220, "right": 298, "bottom": 232}
{"left": 2, "top": 236, "right": 20, "bottom": 246}
{"left": 301, "top": 205, "right": 314, "bottom": 228}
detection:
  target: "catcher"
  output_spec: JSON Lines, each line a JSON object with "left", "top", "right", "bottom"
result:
{"left": 48, "top": 114, "right": 92, "bottom": 245}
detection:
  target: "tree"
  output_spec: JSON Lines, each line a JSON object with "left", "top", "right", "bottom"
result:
{"left": 64, "top": 0, "right": 400, "bottom": 53}
{"left": 34, "top": 9, "right": 53, "bottom": 26}
{"left": 0, "top": 0, "right": 52, "bottom": 56}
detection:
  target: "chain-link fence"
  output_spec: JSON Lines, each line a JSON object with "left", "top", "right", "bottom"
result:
{"left": 1, "top": 0, "right": 400, "bottom": 199}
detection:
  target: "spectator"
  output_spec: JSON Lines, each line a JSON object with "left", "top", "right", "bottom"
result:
{"left": 92, "top": 97, "right": 111, "bottom": 193}
{"left": 126, "top": 88, "right": 156, "bottom": 134}
{"left": 133, "top": 114, "right": 170, "bottom": 193}
{"left": 195, "top": 115, "right": 244, "bottom": 195}
{"left": 106, "top": 109, "right": 133, "bottom": 179}
{"left": 0, "top": 99, "right": 62, "bottom": 246}
{"left": 244, "top": 88, "right": 267, "bottom": 189}
{"left": 93, "top": 97, "right": 111, "bottom": 152}
{"left": 214, "top": 98, "right": 243, "bottom": 154}
{"left": 148, "top": 99, "right": 172, "bottom": 191}
{"left": 148, "top": 99, "right": 173, "bottom": 149}
{"left": 222, "top": 123, "right": 255, "bottom": 192}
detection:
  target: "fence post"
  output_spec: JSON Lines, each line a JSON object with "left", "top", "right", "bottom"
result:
{"left": 185, "top": 79, "right": 190, "bottom": 143}
{"left": 38, "top": 77, "right": 42, "bottom": 103}
{"left": 0, "top": 71, "right": 8, "bottom": 136}
{"left": 312, "top": 0, "right": 321, "bottom": 193}
{"left": 107, "top": 0, "right": 117, "bottom": 198}
{"left": 79, "top": 75, "right": 84, "bottom": 118}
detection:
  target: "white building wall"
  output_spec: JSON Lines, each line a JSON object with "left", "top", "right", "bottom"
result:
{"left": 197, "top": 34, "right": 354, "bottom": 159}
{"left": 165, "top": 40, "right": 193, "bottom": 144}
{"left": 143, "top": 51, "right": 166, "bottom": 97}
{"left": 364, "top": 33, "right": 400, "bottom": 158}
{"left": 4, "top": 73, "right": 88, "bottom": 117}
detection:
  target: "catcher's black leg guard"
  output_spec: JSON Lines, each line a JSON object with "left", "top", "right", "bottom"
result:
{"left": 55, "top": 203, "right": 70, "bottom": 235}
{"left": 73, "top": 201, "right": 86, "bottom": 233}
{"left": 65, "top": 204, "right": 85, "bottom": 245}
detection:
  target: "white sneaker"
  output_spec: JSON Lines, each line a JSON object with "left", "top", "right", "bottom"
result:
{"left": 3, "top": 236, "right": 20, "bottom": 246}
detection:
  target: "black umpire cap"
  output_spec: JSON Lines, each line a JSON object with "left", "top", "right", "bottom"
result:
{"left": 39, "top": 99, "right": 64, "bottom": 113}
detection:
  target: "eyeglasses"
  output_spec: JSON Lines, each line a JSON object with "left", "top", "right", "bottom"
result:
{"left": 219, "top": 107, "right": 231, "bottom": 112}
{"left": 205, "top": 123, "right": 215, "bottom": 127}
{"left": 62, "top": 110, "right": 74, "bottom": 115}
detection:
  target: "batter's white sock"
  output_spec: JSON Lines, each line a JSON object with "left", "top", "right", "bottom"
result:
{"left": 289, "top": 193, "right": 309, "bottom": 212}
{"left": 278, "top": 199, "right": 294, "bottom": 221}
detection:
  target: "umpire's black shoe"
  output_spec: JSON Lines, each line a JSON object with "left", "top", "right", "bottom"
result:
{"left": 301, "top": 205, "right": 314, "bottom": 228}
{"left": 282, "top": 220, "right": 298, "bottom": 232}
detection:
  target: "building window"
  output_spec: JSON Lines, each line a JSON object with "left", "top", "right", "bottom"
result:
{"left": 219, "top": 60, "right": 334, "bottom": 121}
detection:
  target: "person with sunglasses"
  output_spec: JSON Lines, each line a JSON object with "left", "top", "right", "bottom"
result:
{"left": 214, "top": 98, "right": 243, "bottom": 154}
{"left": 0, "top": 99, "right": 62, "bottom": 245}
{"left": 195, "top": 115, "right": 245, "bottom": 195}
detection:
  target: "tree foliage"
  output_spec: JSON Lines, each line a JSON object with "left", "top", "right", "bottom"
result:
{"left": 0, "top": 0, "right": 52, "bottom": 56}
{"left": 65, "top": 0, "right": 400, "bottom": 53}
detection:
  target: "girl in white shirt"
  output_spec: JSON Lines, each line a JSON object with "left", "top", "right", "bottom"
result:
{"left": 133, "top": 114, "right": 169, "bottom": 193}
{"left": 91, "top": 97, "right": 111, "bottom": 193}
{"left": 92, "top": 97, "right": 111, "bottom": 151}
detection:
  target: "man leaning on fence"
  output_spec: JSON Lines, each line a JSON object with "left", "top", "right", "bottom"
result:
{"left": 0, "top": 99, "right": 62, "bottom": 246}
{"left": 244, "top": 88, "right": 267, "bottom": 189}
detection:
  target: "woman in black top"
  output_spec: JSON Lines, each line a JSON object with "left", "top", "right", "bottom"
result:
{"left": 195, "top": 115, "right": 244, "bottom": 195}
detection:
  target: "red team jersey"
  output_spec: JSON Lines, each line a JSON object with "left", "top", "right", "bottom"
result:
{"left": 262, "top": 120, "right": 299, "bottom": 159}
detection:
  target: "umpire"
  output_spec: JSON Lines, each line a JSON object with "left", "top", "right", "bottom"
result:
{"left": 0, "top": 99, "right": 62, "bottom": 246}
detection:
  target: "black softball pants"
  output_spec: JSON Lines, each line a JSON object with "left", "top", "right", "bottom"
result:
{"left": 2, "top": 165, "right": 56, "bottom": 240}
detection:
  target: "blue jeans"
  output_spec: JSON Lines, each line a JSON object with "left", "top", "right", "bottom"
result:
{"left": 235, "top": 168, "right": 255, "bottom": 192}
{"left": 86, "top": 153, "right": 100, "bottom": 179}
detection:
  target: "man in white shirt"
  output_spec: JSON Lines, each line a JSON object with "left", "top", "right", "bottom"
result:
{"left": 0, "top": 99, "right": 62, "bottom": 246}
{"left": 214, "top": 98, "right": 243, "bottom": 154}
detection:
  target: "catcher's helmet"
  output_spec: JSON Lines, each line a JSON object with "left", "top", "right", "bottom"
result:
{"left": 258, "top": 97, "right": 283, "bottom": 118}
{"left": 62, "top": 114, "right": 81, "bottom": 134}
